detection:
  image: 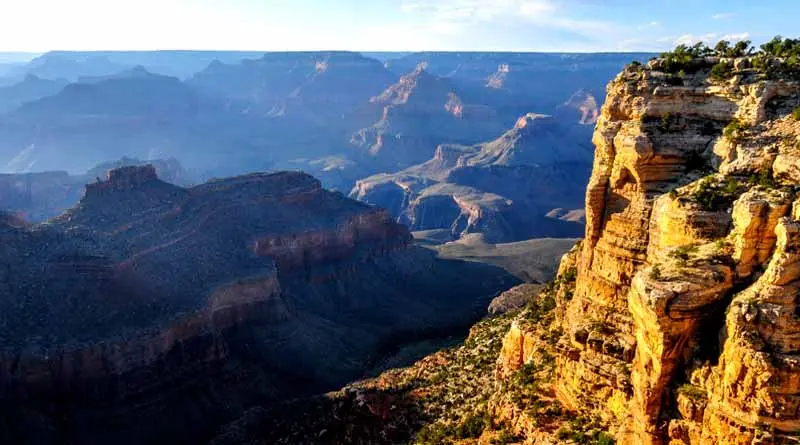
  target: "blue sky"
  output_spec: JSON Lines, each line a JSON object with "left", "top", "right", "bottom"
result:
{"left": 0, "top": 0, "right": 797, "bottom": 52}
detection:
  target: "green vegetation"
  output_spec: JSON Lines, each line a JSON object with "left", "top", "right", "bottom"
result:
{"left": 723, "top": 118, "right": 751, "bottom": 143}
{"left": 749, "top": 168, "right": 778, "bottom": 189}
{"left": 524, "top": 290, "right": 556, "bottom": 324}
{"left": 670, "top": 244, "right": 698, "bottom": 262}
{"left": 490, "top": 429, "right": 523, "bottom": 444}
{"left": 754, "top": 36, "right": 800, "bottom": 79}
{"left": 792, "top": 106, "right": 800, "bottom": 121}
{"left": 677, "top": 384, "right": 708, "bottom": 401}
{"left": 659, "top": 112, "right": 676, "bottom": 132}
{"left": 555, "top": 416, "right": 616, "bottom": 444}
{"left": 657, "top": 37, "right": 800, "bottom": 81}
{"left": 709, "top": 61, "right": 734, "bottom": 81}
{"left": 714, "top": 39, "right": 754, "bottom": 58}
{"left": 660, "top": 42, "right": 712, "bottom": 73}
{"left": 649, "top": 264, "right": 662, "bottom": 280}
{"left": 760, "top": 36, "right": 800, "bottom": 58}
{"left": 562, "top": 266, "right": 578, "bottom": 284}
{"left": 690, "top": 177, "right": 729, "bottom": 211}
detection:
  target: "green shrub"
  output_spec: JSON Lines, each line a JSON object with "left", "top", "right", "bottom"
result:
{"left": 710, "top": 61, "right": 734, "bottom": 81}
{"left": 415, "top": 422, "right": 453, "bottom": 444}
{"left": 677, "top": 384, "right": 708, "bottom": 401}
{"left": 659, "top": 112, "right": 676, "bottom": 132}
{"left": 561, "top": 266, "right": 578, "bottom": 284}
{"left": 714, "top": 40, "right": 753, "bottom": 58}
{"left": 691, "top": 177, "right": 744, "bottom": 212}
{"left": 670, "top": 244, "right": 698, "bottom": 262}
{"left": 723, "top": 118, "right": 750, "bottom": 143}
{"left": 761, "top": 36, "right": 800, "bottom": 58}
{"left": 454, "top": 412, "right": 489, "bottom": 439}
{"left": 596, "top": 432, "right": 616, "bottom": 445}
{"left": 490, "top": 429, "right": 523, "bottom": 445}
{"left": 792, "top": 106, "right": 800, "bottom": 121}
{"left": 749, "top": 169, "right": 778, "bottom": 189}
{"left": 649, "top": 264, "right": 662, "bottom": 280}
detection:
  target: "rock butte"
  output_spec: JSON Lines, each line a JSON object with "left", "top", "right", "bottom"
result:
{"left": 498, "top": 55, "right": 800, "bottom": 444}
{"left": 0, "top": 166, "right": 517, "bottom": 444}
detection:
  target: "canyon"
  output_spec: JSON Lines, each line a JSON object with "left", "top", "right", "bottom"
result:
{"left": 209, "top": 48, "right": 800, "bottom": 444}
{"left": 0, "top": 165, "right": 518, "bottom": 444}
{"left": 0, "top": 51, "right": 645, "bottom": 242}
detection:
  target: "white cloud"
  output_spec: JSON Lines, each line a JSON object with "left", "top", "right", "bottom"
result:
{"left": 673, "top": 33, "right": 718, "bottom": 46}
{"left": 721, "top": 32, "right": 750, "bottom": 42}
{"left": 399, "top": 0, "right": 617, "bottom": 39}
{"left": 637, "top": 21, "right": 660, "bottom": 30}
{"left": 400, "top": 0, "right": 556, "bottom": 23}
{"left": 712, "top": 13, "right": 735, "bottom": 20}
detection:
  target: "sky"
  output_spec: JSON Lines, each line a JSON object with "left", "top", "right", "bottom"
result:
{"left": 0, "top": 0, "right": 797, "bottom": 53}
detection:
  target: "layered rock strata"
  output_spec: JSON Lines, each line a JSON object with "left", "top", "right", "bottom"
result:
{"left": 544, "top": 57, "right": 800, "bottom": 444}
{"left": 0, "top": 167, "right": 516, "bottom": 445}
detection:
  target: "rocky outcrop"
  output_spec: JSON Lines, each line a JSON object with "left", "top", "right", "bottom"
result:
{"left": 204, "top": 49, "right": 800, "bottom": 445}
{"left": 350, "top": 65, "right": 508, "bottom": 169}
{"left": 351, "top": 113, "right": 592, "bottom": 242}
{"left": 0, "top": 167, "right": 517, "bottom": 445}
{"left": 0, "top": 157, "right": 189, "bottom": 222}
{"left": 544, "top": 55, "right": 800, "bottom": 444}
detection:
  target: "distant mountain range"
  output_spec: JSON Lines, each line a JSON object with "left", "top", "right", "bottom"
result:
{"left": 0, "top": 50, "right": 655, "bottom": 241}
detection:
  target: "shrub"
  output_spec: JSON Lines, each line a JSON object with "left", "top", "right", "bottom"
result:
{"left": 649, "top": 264, "right": 662, "bottom": 280}
{"left": 690, "top": 177, "right": 727, "bottom": 211}
{"left": 713, "top": 40, "right": 752, "bottom": 58}
{"left": 491, "top": 429, "right": 523, "bottom": 445}
{"left": 670, "top": 244, "right": 698, "bottom": 262}
{"left": 562, "top": 266, "right": 578, "bottom": 283}
{"left": 677, "top": 384, "right": 708, "bottom": 401}
{"left": 792, "top": 106, "right": 800, "bottom": 121}
{"left": 710, "top": 61, "right": 734, "bottom": 81}
{"left": 749, "top": 169, "right": 778, "bottom": 189}
{"left": 525, "top": 292, "right": 556, "bottom": 324}
{"left": 454, "top": 412, "right": 489, "bottom": 439}
{"left": 659, "top": 112, "right": 676, "bottom": 132}
{"left": 415, "top": 422, "right": 453, "bottom": 444}
{"left": 761, "top": 36, "right": 800, "bottom": 58}
{"left": 723, "top": 118, "right": 750, "bottom": 143}
{"left": 597, "top": 432, "right": 617, "bottom": 445}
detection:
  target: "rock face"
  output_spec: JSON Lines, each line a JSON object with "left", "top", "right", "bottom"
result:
{"left": 0, "top": 167, "right": 517, "bottom": 445}
{"left": 351, "top": 113, "right": 591, "bottom": 242}
{"left": 350, "top": 64, "right": 507, "bottom": 170}
{"left": 202, "top": 51, "right": 800, "bottom": 445}
{"left": 0, "top": 157, "right": 189, "bottom": 221}
{"left": 545, "top": 56, "right": 800, "bottom": 444}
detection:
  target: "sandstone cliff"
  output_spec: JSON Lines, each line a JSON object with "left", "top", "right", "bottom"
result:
{"left": 214, "top": 45, "right": 800, "bottom": 445}
{"left": 495, "top": 50, "right": 800, "bottom": 444}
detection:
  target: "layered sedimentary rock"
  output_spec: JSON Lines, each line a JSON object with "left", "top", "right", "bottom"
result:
{"left": 0, "top": 166, "right": 517, "bottom": 445}
{"left": 543, "top": 56, "right": 800, "bottom": 444}
{"left": 351, "top": 113, "right": 592, "bottom": 242}
{"left": 0, "top": 156, "right": 189, "bottom": 221}
{"left": 207, "top": 52, "right": 800, "bottom": 445}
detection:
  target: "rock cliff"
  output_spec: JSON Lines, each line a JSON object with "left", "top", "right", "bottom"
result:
{"left": 0, "top": 166, "right": 517, "bottom": 445}
{"left": 217, "top": 45, "right": 800, "bottom": 445}
{"left": 547, "top": 51, "right": 800, "bottom": 444}
{"left": 351, "top": 113, "right": 591, "bottom": 242}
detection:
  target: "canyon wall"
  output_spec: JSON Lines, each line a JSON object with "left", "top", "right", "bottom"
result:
{"left": 501, "top": 56, "right": 800, "bottom": 444}
{"left": 0, "top": 167, "right": 517, "bottom": 445}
